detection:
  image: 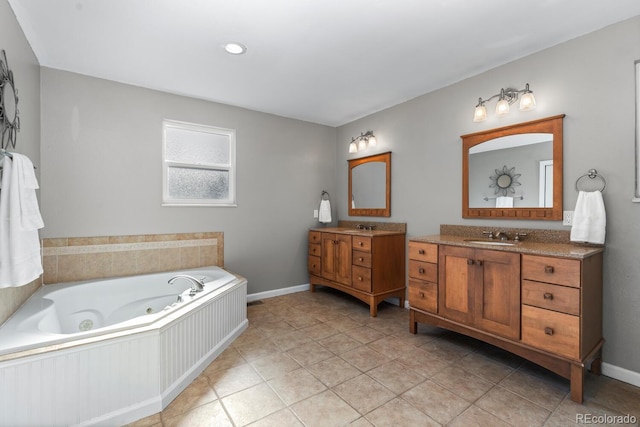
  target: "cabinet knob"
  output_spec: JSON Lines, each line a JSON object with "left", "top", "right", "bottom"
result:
{"left": 358, "top": 276, "right": 363, "bottom": 281}
{"left": 476, "top": 260, "right": 483, "bottom": 266}
{"left": 359, "top": 241, "right": 364, "bottom": 246}
{"left": 358, "top": 257, "right": 364, "bottom": 262}
{"left": 543, "top": 292, "right": 554, "bottom": 300}
{"left": 467, "top": 259, "right": 475, "bottom": 265}
{"left": 544, "top": 265, "right": 554, "bottom": 274}
{"left": 419, "top": 268, "right": 425, "bottom": 274}
{"left": 418, "top": 249, "right": 425, "bottom": 255}
{"left": 419, "top": 292, "right": 425, "bottom": 298}
{"left": 544, "top": 327, "right": 554, "bottom": 336}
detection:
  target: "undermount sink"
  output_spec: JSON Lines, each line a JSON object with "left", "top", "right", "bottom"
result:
{"left": 464, "top": 240, "right": 516, "bottom": 246}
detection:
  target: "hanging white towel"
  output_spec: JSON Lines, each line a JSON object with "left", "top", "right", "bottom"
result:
{"left": 570, "top": 191, "right": 606, "bottom": 244}
{"left": 0, "top": 153, "right": 44, "bottom": 288}
{"left": 496, "top": 196, "right": 513, "bottom": 208}
{"left": 318, "top": 199, "right": 332, "bottom": 223}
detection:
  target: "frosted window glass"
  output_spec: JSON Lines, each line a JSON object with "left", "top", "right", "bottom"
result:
{"left": 165, "top": 127, "right": 230, "bottom": 164}
{"left": 167, "top": 167, "right": 229, "bottom": 199}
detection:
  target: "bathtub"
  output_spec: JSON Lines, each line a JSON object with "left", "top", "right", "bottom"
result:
{"left": 0, "top": 266, "right": 248, "bottom": 426}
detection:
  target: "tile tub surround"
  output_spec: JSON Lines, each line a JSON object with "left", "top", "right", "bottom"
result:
{"left": 128, "top": 288, "right": 640, "bottom": 427}
{"left": 42, "top": 232, "right": 224, "bottom": 284}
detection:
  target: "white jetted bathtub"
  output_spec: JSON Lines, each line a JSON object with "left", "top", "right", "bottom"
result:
{"left": 0, "top": 266, "right": 248, "bottom": 426}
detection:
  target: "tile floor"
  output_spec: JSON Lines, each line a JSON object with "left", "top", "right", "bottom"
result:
{"left": 129, "top": 288, "right": 640, "bottom": 427}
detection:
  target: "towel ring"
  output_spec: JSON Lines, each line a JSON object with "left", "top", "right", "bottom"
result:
{"left": 575, "top": 169, "right": 606, "bottom": 192}
{"left": 321, "top": 190, "right": 330, "bottom": 200}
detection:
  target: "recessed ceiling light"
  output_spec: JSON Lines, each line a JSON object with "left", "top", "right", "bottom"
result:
{"left": 223, "top": 42, "right": 247, "bottom": 55}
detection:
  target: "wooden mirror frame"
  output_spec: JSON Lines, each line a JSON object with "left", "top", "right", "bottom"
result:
{"left": 462, "top": 114, "right": 565, "bottom": 220}
{"left": 348, "top": 151, "right": 391, "bottom": 217}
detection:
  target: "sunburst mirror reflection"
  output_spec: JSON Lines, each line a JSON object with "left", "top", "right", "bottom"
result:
{"left": 489, "top": 165, "right": 521, "bottom": 196}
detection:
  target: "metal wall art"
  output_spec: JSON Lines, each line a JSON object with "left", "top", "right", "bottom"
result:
{"left": 0, "top": 49, "right": 20, "bottom": 150}
{"left": 490, "top": 165, "right": 521, "bottom": 196}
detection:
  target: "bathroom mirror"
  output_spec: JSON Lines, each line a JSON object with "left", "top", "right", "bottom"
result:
{"left": 462, "top": 115, "right": 564, "bottom": 220}
{"left": 0, "top": 49, "right": 20, "bottom": 150}
{"left": 348, "top": 151, "right": 391, "bottom": 217}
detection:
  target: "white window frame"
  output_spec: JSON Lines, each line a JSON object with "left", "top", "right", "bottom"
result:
{"left": 162, "top": 119, "right": 236, "bottom": 207}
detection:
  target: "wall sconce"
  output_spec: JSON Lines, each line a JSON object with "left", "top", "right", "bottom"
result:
{"left": 348, "top": 131, "right": 377, "bottom": 153}
{"left": 473, "top": 83, "right": 536, "bottom": 122}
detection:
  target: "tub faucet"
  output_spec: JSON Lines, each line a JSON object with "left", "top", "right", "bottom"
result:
{"left": 168, "top": 275, "right": 205, "bottom": 295}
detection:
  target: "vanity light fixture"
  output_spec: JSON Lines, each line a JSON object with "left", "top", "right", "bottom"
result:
{"left": 348, "top": 131, "right": 377, "bottom": 153}
{"left": 223, "top": 42, "right": 247, "bottom": 55}
{"left": 473, "top": 83, "right": 536, "bottom": 122}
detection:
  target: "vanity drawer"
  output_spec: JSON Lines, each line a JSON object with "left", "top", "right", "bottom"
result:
{"left": 309, "top": 231, "right": 322, "bottom": 244}
{"left": 353, "top": 250, "right": 372, "bottom": 268}
{"left": 352, "top": 265, "right": 371, "bottom": 292}
{"left": 352, "top": 236, "right": 372, "bottom": 252}
{"left": 521, "top": 305, "right": 579, "bottom": 359}
{"left": 522, "top": 255, "right": 581, "bottom": 288}
{"left": 408, "top": 241, "right": 438, "bottom": 263}
{"left": 408, "top": 279, "right": 437, "bottom": 313}
{"left": 308, "top": 255, "right": 321, "bottom": 276}
{"left": 408, "top": 260, "right": 437, "bottom": 283}
{"left": 309, "top": 243, "right": 321, "bottom": 257}
{"left": 522, "top": 280, "right": 579, "bottom": 315}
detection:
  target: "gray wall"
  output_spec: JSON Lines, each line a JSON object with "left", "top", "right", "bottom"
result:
{"left": 39, "top": 69, "right": 337, "bottom": 295}
{"left": 337, "top": 17, "right": 640, "bottom": 374}
{"left": 0, "top": 0, "right": 41, "bottom": 323}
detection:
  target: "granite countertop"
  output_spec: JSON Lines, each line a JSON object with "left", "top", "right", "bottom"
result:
{"left": 410, "top": 234, "right": 604, "bottom": 259}
{"left": 310, "top": 227, "right": 405, "bottom": 236}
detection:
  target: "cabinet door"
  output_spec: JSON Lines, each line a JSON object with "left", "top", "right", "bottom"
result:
{"left": 335, "top": 234, "right": 352, "bottom": 285}
{"left": 474, "top": 249, "right": 521, "bottom": 340}
{"left": 439, "top": 245, "right": 474, "bottom": 324}
{"left": 321, "top": 233, "right": 337, "bottom": 281}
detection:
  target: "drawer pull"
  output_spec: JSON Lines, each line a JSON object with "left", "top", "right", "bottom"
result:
{"left": 358, "top": 257, "right": 364, "bottom": 262}
{"left": 544, "top": 327, "right": 554, "bottom": 336}
{"left": 467, "top": 259, "right": 475, "bottom": 265}
{"left": 358, "top": 276, "right": 363, "bottom": 281}
{"left": 419, "top": 268, "right": 425, "bottom": 274}
{"left": 418, "top": 249, "right": 425, "bottom": 255}
{"left": 543, "top": 292, "right": 554, "bottom": 300}
{"left": 419, "top": 292, "right": 425, "bottom": 298}
{"left": 359, "top": 241, "right": 364, "bottom": 246}
{"left": 545, "top": 265, "right": 555, "bottom": 274}
{"left": 476, "top": 260, "right": 483, "bottom": 266}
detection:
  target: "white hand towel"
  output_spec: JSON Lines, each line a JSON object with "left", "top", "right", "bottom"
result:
{"left": 0, "top": 154, "right": 44, "bottom": 288}
{"left": 12, "top": 153, "right": 44, "bottom": 230}
{"left": 318, "top": 199, "right": 332, "bottom": 223}
{"left": 496, "top": 196, "right": 513, "bottom": 208}
{"left": 570, "top": 191, "right": 606, "bottom": 244}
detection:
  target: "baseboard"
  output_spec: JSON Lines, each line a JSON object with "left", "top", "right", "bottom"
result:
{"left": 247, "top": 283, "right": 310, "bottom": 302}
{"left": 602, "top": 362, "right": 640, "bottom": 388}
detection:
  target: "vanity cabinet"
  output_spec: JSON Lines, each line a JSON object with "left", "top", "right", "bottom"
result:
{"left": 408, "top": 236, "right": 603, "bottom": 404}
{"left": 309, "top": 228, "right": 405, "bottom": 317}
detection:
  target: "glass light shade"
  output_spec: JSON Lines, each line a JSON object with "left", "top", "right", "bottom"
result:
{"left": 224, "top": 42, "right": 247, "bottom": 55}
{"left": 519, "top": 92, "right": 536, "bottom": 111}
{"left": 349, "top": 141, "right": 358, "bottom": 153}
{"left": 495, "top": 99, "right": 510, "bottom": 116}
{"left": 367, "top": 136, "right": 377, "bottom": 147}
{"left": 358, "top": 138, "right": 367, "bottom": 151}
{"left": 473, "top": 105, "right": 487, "bottom": 122}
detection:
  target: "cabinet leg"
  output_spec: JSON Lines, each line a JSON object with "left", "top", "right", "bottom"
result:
{"left": 309, "top": 283, "right": 315, "bottom": 293}
{"left": 590, "top": 357, "right": 602, "bottom": 376}
{"left": 398, "top": 296, "right": 405, "bottom": 309}
{"left": 409, "top": 310, "right": 417, "bottom": 334}
{"left": 369, "top": 302, "right": 378, "bottom": 317}
{"left": 570, "top": 364, "right": 585, "bottom": 403}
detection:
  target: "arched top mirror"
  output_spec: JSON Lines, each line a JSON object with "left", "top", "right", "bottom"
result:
{"left": 348, "top": 151, "right": 391, "bottom": 217}
{"left": 462, "top": 114, "right": 564, "bottom": 220}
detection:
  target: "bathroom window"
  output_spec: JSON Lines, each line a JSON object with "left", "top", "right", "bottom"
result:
{"left": 162, "top": 120, "right": 236, "bottom": 206}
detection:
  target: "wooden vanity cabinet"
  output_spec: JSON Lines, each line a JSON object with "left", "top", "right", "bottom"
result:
{"left": 409, "top": 238, "right": 604, "bottom": 404}
{"left": 309, "top": 229, "right": 405, "bottom": 317}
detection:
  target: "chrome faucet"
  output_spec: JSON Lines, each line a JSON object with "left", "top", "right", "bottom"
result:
{"left": 168, "top": 274, "right": 205, "bottom": 295}
{"left": 495, "top": 231, "right": 509, "bottom": 241}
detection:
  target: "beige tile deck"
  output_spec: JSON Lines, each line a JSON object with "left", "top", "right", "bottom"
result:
{"left": 129, "top": 288, "right": 640, "bottom": 427}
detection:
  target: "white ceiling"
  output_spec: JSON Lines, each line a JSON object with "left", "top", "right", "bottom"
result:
{"left": 8, "top": 0, "right": 640, "bottom": 126}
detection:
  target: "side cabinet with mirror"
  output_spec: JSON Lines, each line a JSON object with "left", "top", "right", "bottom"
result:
{"left": 462, "top": 115, "right": 564, "bottom": 220}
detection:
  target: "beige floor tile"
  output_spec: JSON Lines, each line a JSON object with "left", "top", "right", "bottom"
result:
{"left": 234, "top": 336, "right": 283, "bottom": 361}
{"left": 333, "top": 374, "right": 395, "bottom": 415}
{"left": 393, "top": 345, "right": 454, "bottom": 378}
{"left": 206, "top": 362, "right": 264, "bottom": 397}
{"left": 249, "top": 352, "right": 302, "bottom": 381}
{"left": 290, "top": 389, "right": 360, "bottom": 427}
{"left": 318, "top": 332, "right": 362, "bottom": 355}
{"left": 401, "top": 379, "right": 471, "bottom": 424}
{"left": 367, "top": 360, "right": 426, "bottom": 394}
{"left": 221, "top": 383, "right": 286, "bottom": 426}
{"left": 366, "top": 335, "right": 417, "bottom": 360}
{"left": 476, "top": 386, "right": 551, "bottom": 427}
{"left": 306, "top": 356, "right": 361, "bottom": 387}
{"left": 459, "top": 352, "right": 515, "bottom": 383}
{"left": 163, "top": 400, "right": 232, "bottom": 427}
{"left": 500, "top": 369, "right": 569, "bottom": 410}
{"left": 162, "top": 375, "right": 217, "bottom": 420}
{"left": 348, "top": 418, "right": 374, "bottom": 426}
{"left": 268, "top": 368, "right": 327, "bottom": 405}
{"left": 419, "top": 336, "right": 476, "bottom": 362}
{"left": 584, "top": 374, "right": 640, "bottom": 419}
{"left": 298, "top": 322, "right": 340, "bottom": 341}
{"left": 554, "top": 395, "right": 635, "bottom": 425}
{"left": 344, "top": 325, "right": 386, "bottom": 344}
{"left": 125, "top": 412, "right": 162, "bottom": 427}
{"left": 286, "top": 341, "right": 334, "bottom": 366}
{"left": 365, "top": 397, "right": 440, "bottom": 427}
{"left": 325, "top": 315, "right": 364, "bottom": 332}
{"left": 202, "top": 346, "right": 246, "bottom": 375}
{"left": 431, "top": 365, "right": 494, "bottom": 402}
{"left": 246, "top": 408, "right": 304, "bottom": 426}
{"left": 448, "top": 405, "right": 512, "bottom": 427}
{"left": 340, "top": 345, "right": 390, "bottom": 372}
{"left": 269, "top": 328, "right": 314, "bottom": 351}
